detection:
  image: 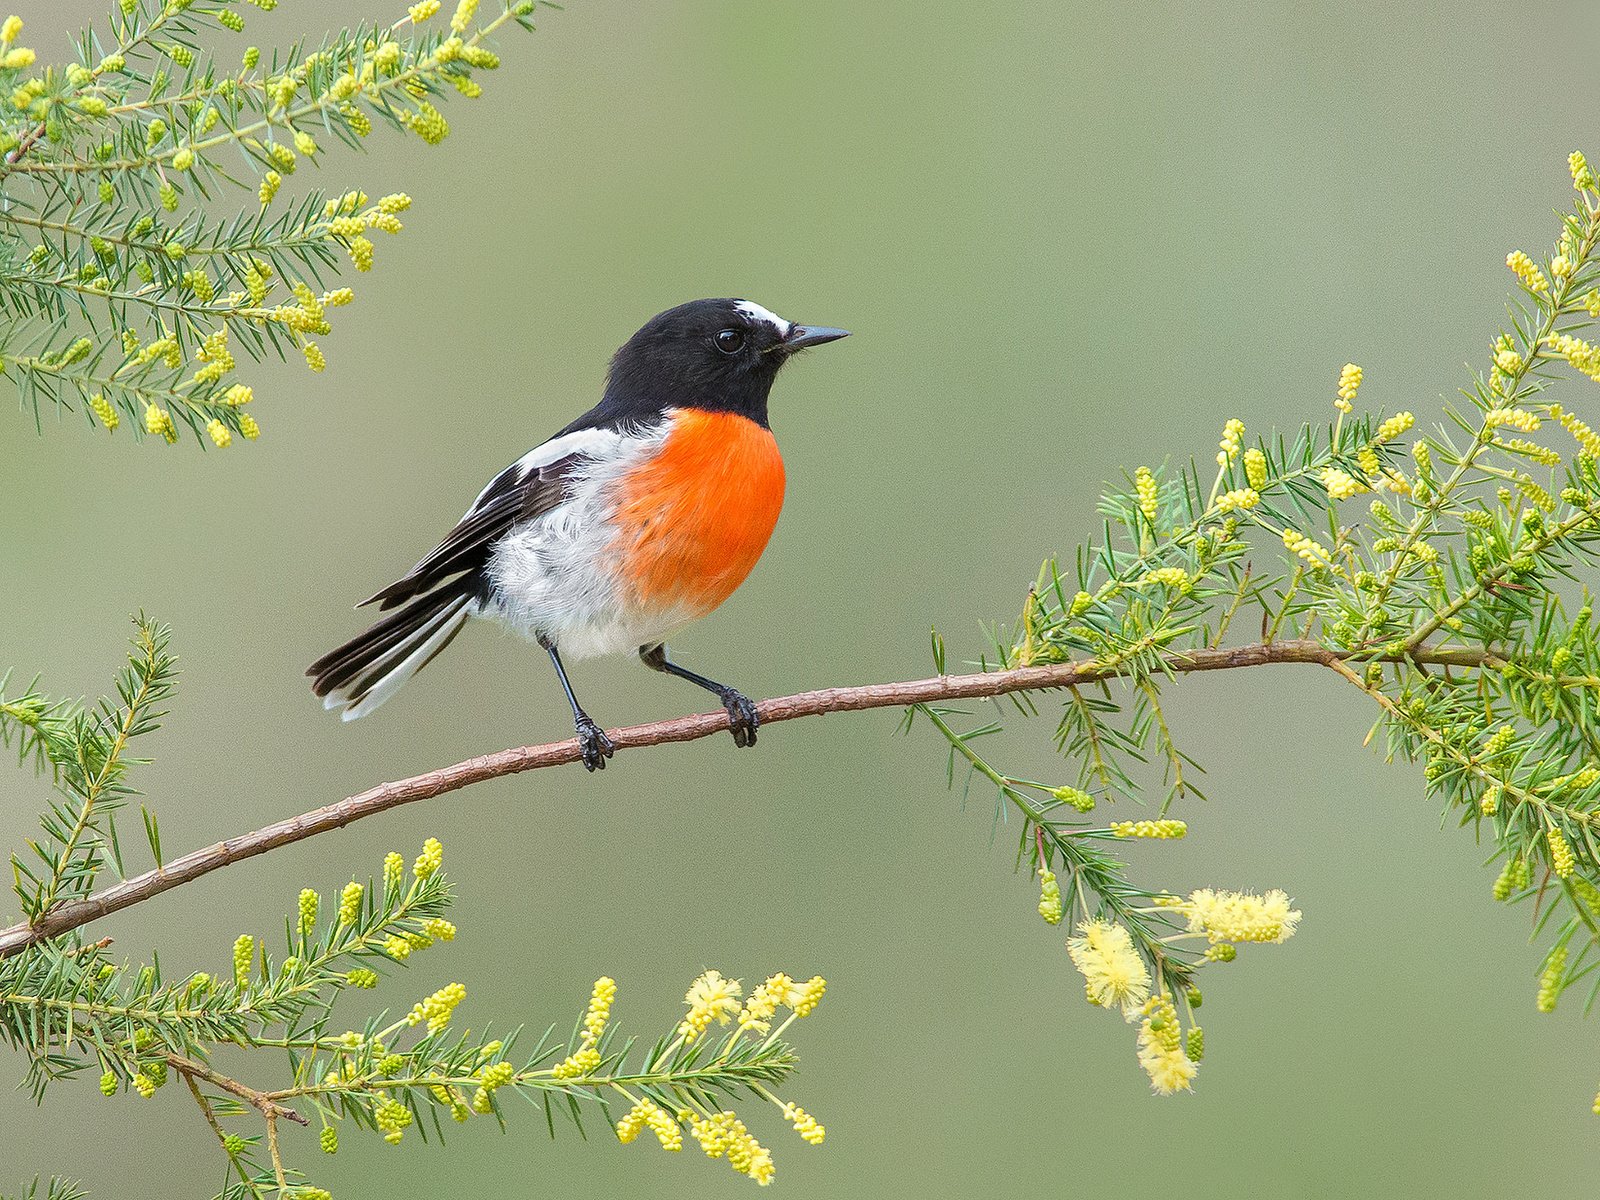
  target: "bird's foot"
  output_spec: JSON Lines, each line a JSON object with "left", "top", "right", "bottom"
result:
{"left": 574, "top": 714, "right": 615, "bottom": 771}
{"left": 718, "top": 688, "right": 760, "bottom": 748}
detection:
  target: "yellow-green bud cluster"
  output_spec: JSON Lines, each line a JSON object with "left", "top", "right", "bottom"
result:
{"left": 616, "top": 1097, "right": 683, "bottom": 1150}
{"left": 1282, "top": 528, "right": 1334, "bottom": 570}
{"left": 1552, "top": 405, "right": 1600, "bottom": 459}
{"left": 1322, "top": 466, "right": 1363, "bottom": 501}
{"left": 408, "top": 981, "right": 467, "bottom": 1033}
{"left": 375, "top": 1096, "right": 413, "bottom": 1144}
{"left": 232, "top": 934, "right": 254, "bottom": 985}
{"left": 782, "top": 1102, "right": 826, "bottom": 1146}
{"left": 1142, "top": 566, "right": 1191, "bottom": 593}
{"left": 1052, "top": 784, "right": 1095, "bottom": 812}
{"left": 1216, "top": 487, "right": 1259, "bottom": 512}
{"left": 90, "top": 393, "right": 118, "bottom": 431}
{"left": 298, "top": 887, "right": 319, "bottom": 932}
{"left": 1216, "top": 418, "right": 1244, "bottom": 466}
{"left": 1507, "top": 250, "right": 1549, "bottom": 294}
{"left": 143, "top": 403, "right": 177, "bottom": 444}
{"left": 413, "top": 836, "right": 443, "bottom": 879}
{"left": 1373, "top": 411, "right": 1414, "bottom": 443}
{"left": 1037, "top": 866, "right": 1063, "bottom": 925}
{"left": 1133, "top": 466, "right": 1158, "bottom": 523}
{"left": 1243, "top": 446, "right": 1268, "bottom": 490}
{"left": 1492, "top": 855, "right": 1531, "bottom": 901}
{"left": 1537, "top": 946, "right": 1567, "bottom": 1013}
{"left": 1548, "top": 826, "right": 1577, "bottom": 879}
{"left": 1336, "top": 363, "right": 1362, "bottom": 412}
{"left": 338, "top": 881, "right": 362, "bottom": 924}
{"left": 1110, "top": 819, "right": 1187, "bottom": 839}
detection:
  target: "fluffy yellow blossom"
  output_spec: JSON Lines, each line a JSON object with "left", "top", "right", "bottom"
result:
{"left": 1495, "top": 348, "right": 1524, "bottom": 374}
{"left": 1216, "top": 418, "right": 1244, "bottom": 466}
{"left": 1216, "top": 487, "right": 1259, "bottom": 512}
{"left": 1066, "top": 920, "right": 1151, "bottom": 1017}
{"left": 0, "top": 16, "right": 20, "bottom": 43}
{"left": 1176, "top": 887, "right": 1300, "bottom": 944}
{"left": 0, "top": 46, "right": 35, "bottom": 69}
{"left": 1336, "top": 363, "right": 1362, "bottom": 412}
{"left": 1553, "top": 405, "right": 1600, "bottom": 459}
{"left": 239, "top": 413, "right": 261, "bottom": 440}
{"left": 205, "top": 418, "right": 231, "bottom": 448}
{"left": 739, "top": 972, "right": 797, "bottom": 1032}
{"left": 1110, "top": 819, "right": 1187, "bottom": 839}
{"left": 1136, "top": 993, "right": 1197, "bottom": 1095}
{"left": 1507, "top": 250, "right": 1549, "bottom": 294}
{"left": 678, "top": 970, "right": 742, "bottom": 1041}
{"left": 410, "top": 0, "right": 441, "bottom": 19}
{"left": 451, "top": 0, "right": 479, "bottom": 32}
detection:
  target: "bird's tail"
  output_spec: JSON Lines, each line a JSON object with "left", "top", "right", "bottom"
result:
{"left": 307, "top": 587, "right": 475, "bottom": 721}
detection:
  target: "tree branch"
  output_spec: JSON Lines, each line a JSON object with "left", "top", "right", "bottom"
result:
{"left": 0, "top": 638, "right": 1487, "bottom": 959}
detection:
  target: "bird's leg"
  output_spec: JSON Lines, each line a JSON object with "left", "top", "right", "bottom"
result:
{"left": 540, "top": 635, "right": 614, "bottom": 771}
{"left": 639, "top": 643, "right": 759, "bottom": 748}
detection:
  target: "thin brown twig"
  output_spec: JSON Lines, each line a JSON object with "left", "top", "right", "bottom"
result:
{"left": 183, "top": 1071, "right": 268, "bottom": 1200}
{"left": 167, "top": 1052, "right": 309, "bottom": 1127}
{"left": 0, "top": 639, "right": 1490, "bottom": 960}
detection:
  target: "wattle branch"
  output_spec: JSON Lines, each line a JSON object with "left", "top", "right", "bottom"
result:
{"left": 0, "top": 638, "right": 1485, "bottom": 960}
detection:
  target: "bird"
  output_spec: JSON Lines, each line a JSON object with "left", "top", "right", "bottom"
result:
{"left": 306, "top": 298, "right": 849, "bottom": 770}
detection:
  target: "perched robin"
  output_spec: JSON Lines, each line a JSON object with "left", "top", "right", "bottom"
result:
{"left": 307, "top": 298, "right": 849, "bottom": 769}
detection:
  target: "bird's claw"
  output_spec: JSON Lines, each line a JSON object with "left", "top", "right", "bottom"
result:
{"left": 574, "top": 715, "right": 615, "bottom": 771}
{"left": 719, "top": 689, "right": 760, "bottom": 748}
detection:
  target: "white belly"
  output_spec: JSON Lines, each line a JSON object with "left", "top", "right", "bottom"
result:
{"left": 479, "top": 427, "right": 694, "bottom": 660}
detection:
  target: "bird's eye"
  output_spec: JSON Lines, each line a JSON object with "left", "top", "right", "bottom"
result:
{"left": 714, "top": 327, "right": 745, "bottom": 355}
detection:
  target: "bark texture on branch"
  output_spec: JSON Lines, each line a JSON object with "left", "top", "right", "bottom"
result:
{"left": 0, "top": 639, "right": 1485, "bottom": 958}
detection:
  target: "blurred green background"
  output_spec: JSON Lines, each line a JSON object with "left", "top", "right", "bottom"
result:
{"left": 6, "top": 1, "right": 1600, "bottom": 1195}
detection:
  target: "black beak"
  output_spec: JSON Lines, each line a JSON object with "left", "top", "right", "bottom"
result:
{"left": 779, "top": 324, "right": 850, "bottom": 354}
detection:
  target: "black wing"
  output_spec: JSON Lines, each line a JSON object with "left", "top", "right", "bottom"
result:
{"left": 358, "top": 451, "right": 583, "bottom": 611}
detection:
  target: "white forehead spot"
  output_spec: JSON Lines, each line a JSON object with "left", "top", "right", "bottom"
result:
{"left": 734, "top": 300, "right": 792, "bottom": 336}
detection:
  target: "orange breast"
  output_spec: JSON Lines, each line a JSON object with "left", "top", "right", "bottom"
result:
{"left": 611, "top": 409, "right": 786, "bottom": 616}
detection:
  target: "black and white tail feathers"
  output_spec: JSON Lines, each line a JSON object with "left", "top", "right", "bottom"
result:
{"left": 306, "top": 440, "right": 588, "bottom": 720}
{"left": 307, "top": 585, "right": 475, "bottom": 721}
